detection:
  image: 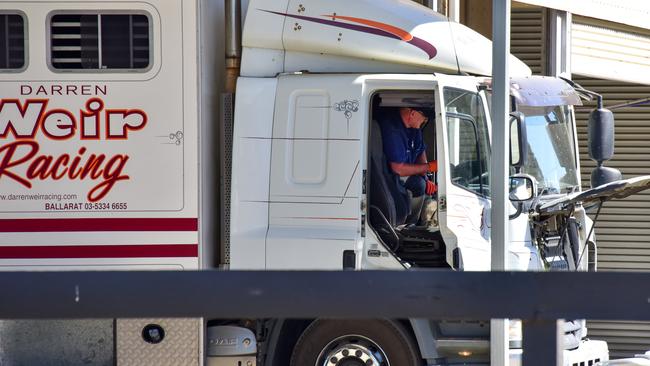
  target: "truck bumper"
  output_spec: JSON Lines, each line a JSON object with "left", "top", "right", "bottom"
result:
{"left": 509, "top": 339, "right": 609, "bottom": 366}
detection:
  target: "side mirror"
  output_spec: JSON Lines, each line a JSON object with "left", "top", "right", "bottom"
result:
{"left": 509, "top": 175, "right": 535, "bottom": 201}
{"left": 509, "top": 112, "right": 527, "bottom": 168}
{"left": 588, "top": 107, "right": 614, "bottom": 161}
{"left": 588, "top": 103, "right": 622, "bottom": 187}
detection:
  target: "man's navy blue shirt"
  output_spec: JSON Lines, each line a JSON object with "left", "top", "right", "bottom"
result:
{"left": 379, "top": 109, "right": 426, "bottom": 164}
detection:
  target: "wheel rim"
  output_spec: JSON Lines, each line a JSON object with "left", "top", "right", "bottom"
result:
{"left": 316, "top": 334, "right": 389, "bottom": 366}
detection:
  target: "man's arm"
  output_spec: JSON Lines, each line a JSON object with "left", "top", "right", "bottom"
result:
{"left": 389, "top": 160, "right": 437, "bottom": 177}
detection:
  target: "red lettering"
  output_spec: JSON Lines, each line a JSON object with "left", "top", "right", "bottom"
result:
{"left": 68, "top": 147, "right": 85, "bottom": 179}
{"left": 50, "top": 155, "right": 69, "bottom": 179}
{"left": 26, "top": 155, "right": 54, "bottom": 179}
{"left": 106, "top": 109, "right": 147, "bottom": 139}
{"left": 0, "top": 99, "right": 48, "bottom": 138}
{"left": 80, "top": 154, "right": 105, "bottom": 180}
{"left": 0, "top": 142, "right": 130, "bottom": 201}
{"left": 0, "top": 141, "right": 38, "bottom": 188}
{"left": 87, "top": 155, "right": 129, "bottom": 201}
{"left": 0, "top": 97, "right": 144, "bottom": 201}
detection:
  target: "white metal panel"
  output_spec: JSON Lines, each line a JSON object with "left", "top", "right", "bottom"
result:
{"left": 0, "top": 0, "right": 199, "bottom": 269}
{"left": 513, "top": 0, "right": 650, "bottom": 32}
{"left": 242, "top": 0, "right": 531, "bottom": 76}
{"left": 229, "top": 77, "right": 277, "bottom": 270}
{"left": 266, "top": 74, "right": 362, "bottom": 269}
{"left": 574, "top": 75, "right": 650, "bottom": 359}
{"left": 0, "top": 2, "right": 202, "bottom": 365}
{"left": 572, "top": 17, "right": 650, "bottom": 85}
{"left": 241, "top": 0, "right": 287, "bottom": 50}
{"left": 288, "top": 91, "right": 329, "bottom": 184}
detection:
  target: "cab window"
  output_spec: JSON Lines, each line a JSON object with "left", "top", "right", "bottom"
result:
{"left": 444, "top": 88, "right": 490, "bottom": 197}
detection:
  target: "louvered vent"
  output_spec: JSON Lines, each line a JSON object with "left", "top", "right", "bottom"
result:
{"left": 51, "top": 14, "right": 149, "bottom": 70}
{"left": 0, "top": 14, "right": 25, "bottom": 70}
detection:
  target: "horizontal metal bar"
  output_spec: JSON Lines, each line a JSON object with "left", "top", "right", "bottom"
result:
{"left": 1, "top": 271, "right": 650, "bottom": 320}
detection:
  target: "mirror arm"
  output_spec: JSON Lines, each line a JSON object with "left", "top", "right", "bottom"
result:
{"left": 509, "top": 202, "right": 523, "bottom": 220}
{"left": 559, "top": 77, "right": 603, "bottom": 106}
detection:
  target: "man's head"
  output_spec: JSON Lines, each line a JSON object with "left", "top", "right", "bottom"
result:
{"left": 400, "top": 107, "right": 431, "bottom": 129}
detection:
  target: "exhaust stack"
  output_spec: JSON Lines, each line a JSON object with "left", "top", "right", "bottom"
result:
{"left": 225, "top": 0, "right": 241, "bottom": 93}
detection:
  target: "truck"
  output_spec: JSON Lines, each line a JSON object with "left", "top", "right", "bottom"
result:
{"left": 2, "top": 0, "right": 649, "bottom": 365}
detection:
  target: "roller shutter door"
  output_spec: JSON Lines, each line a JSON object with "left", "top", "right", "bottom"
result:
{"left": 506, "top": 7, "right": 650, "bottom": 358}
{"left": 573, "top": 74, "right": 650, "bottom": 359}
{"left": 510, "top": 4, "right": 545, "bottom": 75}
{"left": 572, "top": 15, "right": 650, "bottom": 85}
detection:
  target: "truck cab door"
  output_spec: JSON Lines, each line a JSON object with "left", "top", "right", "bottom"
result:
{"left": 265, "top": 74, "right": 363, "bottom": 269}
{"left": 437, "top": 78, "right": 492, "bottom": 271}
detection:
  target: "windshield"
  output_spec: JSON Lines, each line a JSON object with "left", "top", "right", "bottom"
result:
{"left": 517, "top": 105, "right": 579, "bottom": 194}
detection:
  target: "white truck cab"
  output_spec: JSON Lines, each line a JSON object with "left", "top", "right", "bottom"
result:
{"left": 231, "top": 73, "right": 494, "bottom": 271}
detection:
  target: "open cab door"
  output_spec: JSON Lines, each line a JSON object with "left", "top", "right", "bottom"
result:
{"left": 436, "top": 75, "right": 492, "bottom": 271}
{"left": 361, "top": 75, "right": 497, "bottom": 271}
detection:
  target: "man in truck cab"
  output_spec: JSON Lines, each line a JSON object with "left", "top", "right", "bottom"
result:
{"left": 379, "top": 106, "right": 438, "bottom": 224}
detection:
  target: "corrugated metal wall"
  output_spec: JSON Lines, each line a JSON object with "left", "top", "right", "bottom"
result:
{"left": 572, "top": 16, "right": 650, "bottom": 85}
{"left": 572, "top": 75, "right": 650, "bottom": 359}
{"left": 572, "top": 16, "right": 650, "bottom": 360}
{"left": 510, "top": 8, "right": 650, "bottom": 359}
{"left": 510, "top": 5, "right": 546, "bottom": 75}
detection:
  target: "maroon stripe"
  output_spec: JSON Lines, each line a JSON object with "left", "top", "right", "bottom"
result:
{"left": 0, "top": 244, "right": 198, "bottom": 259}
{"left": 0, "top": 218, "right": 198, "bottom": 232}
{"left": 260, "top": 9, "right": 438, "bottom": 59}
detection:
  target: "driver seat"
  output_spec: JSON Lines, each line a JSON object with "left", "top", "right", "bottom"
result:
{"left": 369, "top": 120, "right": 408, "bottom": 250}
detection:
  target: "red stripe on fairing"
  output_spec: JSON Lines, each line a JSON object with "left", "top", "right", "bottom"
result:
{"left": 260, "top": 9, "right": 438, "bottom": 59}
{"left": 0, "top": 218, "right": 198, "bottom": 232}
{"left": 0, "top": 244, "right": 199, "bottom": 258}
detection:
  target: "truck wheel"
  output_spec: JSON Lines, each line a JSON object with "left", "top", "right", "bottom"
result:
{"left": 290, "top": 319, "right": 420, "bottom": 366}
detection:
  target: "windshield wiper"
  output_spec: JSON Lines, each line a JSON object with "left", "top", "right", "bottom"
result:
{"left": 563, "top": 186, "right": 580, "bottom": 194}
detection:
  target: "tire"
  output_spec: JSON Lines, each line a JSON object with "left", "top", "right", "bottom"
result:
{"left": 290, "top": 319, "right": 421, "bottom": 366}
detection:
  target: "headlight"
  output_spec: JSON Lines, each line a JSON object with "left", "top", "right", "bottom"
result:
{"left": 509, "top": 320, "right": 523, "bottom": 348}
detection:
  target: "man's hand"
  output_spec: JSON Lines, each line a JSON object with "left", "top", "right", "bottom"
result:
{"left": 426, "top": 180, "right": 437, "bottom": 195}
{"left": 427, "top": 161, "right": 438, "bottom": 173}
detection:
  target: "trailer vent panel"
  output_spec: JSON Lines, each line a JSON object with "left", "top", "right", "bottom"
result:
{"left": 50, "top": 13, "right": 149, "bottom": 70}
{"left": 0, "top": 14, "right": 26, "bottom": 70}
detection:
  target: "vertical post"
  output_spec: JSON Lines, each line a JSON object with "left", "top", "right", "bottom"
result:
{"left": 448, "top": 0, "right": 460, "bottom": 22}
{"left": 548, "top": 9, "right": 572, "bottom": 77}
{"left": 522, "top": 320, "right": 564, "bottom": 365}
{"left": 490, "top": 0, "right": 510, "bottom": 365}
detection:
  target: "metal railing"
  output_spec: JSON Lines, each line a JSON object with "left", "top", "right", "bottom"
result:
{"left": 2, "top": 270, "right": 650, "bottom": 365}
